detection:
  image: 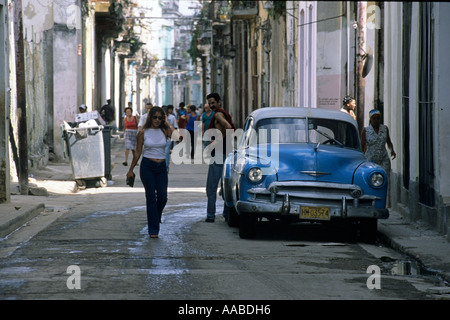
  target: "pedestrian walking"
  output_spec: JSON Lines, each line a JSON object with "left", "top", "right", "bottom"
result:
{"left": 167, "top": 105, "right": 177, "bottom": 126}
{"left": 201, "top": 103, "right": 214, "bottom": 148}
{"left": 126, "top": 106, "right": 179, "bottom": 238}
{"left": 79, "top": 104, "right": 87, "bottom": 113}
{"left": 123, "top": 106, "right": 139, "bottom": 166}
{"left": 164, "top": 105, "right": 178, "bottom": 172}
{"left": 167, "top": 104, "right": 177, "bottom": 119}
{"left": 361, "top": 108, "right": 396, "bottom": 177}
{"left": 177, "top": 102, "right": 187, "bottom": 129}
{"left": 101, "top": 99, "right": 116, "bottom": 132}
{"left": 185, "top": 104, "right": 198, "bottom": 160}
{"left": 138, "top": 102, "right": 153, "bottom": 131}
{"left": 341, "top": 95, "right": 357, "bottom": 121}
{"left": 205, "top": 93, "right": 235, "bottom": 223}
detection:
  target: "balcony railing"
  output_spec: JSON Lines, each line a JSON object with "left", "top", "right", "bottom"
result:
{"left": 231, "top": 1, "right": 258, "bottom": 19}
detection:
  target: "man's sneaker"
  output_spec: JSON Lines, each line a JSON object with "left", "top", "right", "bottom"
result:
{"left": 205, "top": 218, "right": 215, "bottom": 223}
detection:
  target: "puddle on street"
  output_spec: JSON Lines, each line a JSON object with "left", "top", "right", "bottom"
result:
{"left": 140, "top": 258, "right": 188, "bottom": 275}
{"left": 390, "top": 260, "right": 448, "bottom": 284}
{"left": 126, "top": 201, "right": 207, "bottom": 281}
{"left": 61, "top": 205, "right": 147, "bottom": 230}
{"left": 391, "top": 261, "right": 421, "bottom": 276}
{"left": 284, "top": 242, "right": 348, "bottom": 247}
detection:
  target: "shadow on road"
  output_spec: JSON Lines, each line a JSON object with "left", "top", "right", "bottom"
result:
{"left": 228, "top": 220, "right": 367, "bottom": 243}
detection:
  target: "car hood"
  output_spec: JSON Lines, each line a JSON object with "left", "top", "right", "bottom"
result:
{"left": 250, "top": 143, "right": 366, "bottom": 184}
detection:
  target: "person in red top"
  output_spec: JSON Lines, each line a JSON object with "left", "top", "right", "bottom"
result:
{"left": 123, "top": 106, "right": 139, "bottom": 166}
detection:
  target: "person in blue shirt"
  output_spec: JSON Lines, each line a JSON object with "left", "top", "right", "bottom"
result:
{"left": 201, "top": 103, "right": 214, "bottom": 148}
{"left": 185, "top": 105, "right": 198, "bottom": 160}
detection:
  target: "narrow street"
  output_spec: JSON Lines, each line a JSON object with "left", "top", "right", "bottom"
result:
{"left": 0, "top": 136, "right": 446, "bottom": 302}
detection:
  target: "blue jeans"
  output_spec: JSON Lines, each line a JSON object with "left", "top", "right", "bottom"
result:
{"left": 140, "top": 157, "right": 168, "bottom": 235}
{"left": 206, "top": 161, "right": 224, "bottom": 220}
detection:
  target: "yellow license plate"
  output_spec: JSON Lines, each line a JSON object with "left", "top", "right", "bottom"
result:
{"left": 300, "top": 206, "right": 330, "bottom": 220}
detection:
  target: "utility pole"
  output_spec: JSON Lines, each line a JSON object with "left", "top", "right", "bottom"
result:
{"left": 355, "top": 2, "right": 367, "bottom": 134}
{"left": 14, "top": 0, "right": 28, "bottom": 195}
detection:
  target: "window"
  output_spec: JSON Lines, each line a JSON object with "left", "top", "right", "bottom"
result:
{"left": 308, "top": 119, "right": 360, "bottom": 149}
{"left": 297, "top": 3, "right": 317, "bottom": 108}
{"left": 250, "top": 117, "right": 360, "bottom": 150}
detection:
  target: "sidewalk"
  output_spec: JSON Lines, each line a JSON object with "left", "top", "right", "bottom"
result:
{"left": 1, "top": 135, "right": 450, "bottom": 287}
{"left": 377, "top": 211, "right": 450, "bottom": 283}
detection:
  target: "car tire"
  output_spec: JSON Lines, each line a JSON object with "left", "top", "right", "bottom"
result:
{"left": 239, "top": 213, "right": 257, "bottom": 239}
{"left": 358, "top": 218, "right": 377, "bottom": 243}
{"left": 227, "top": 206, "right": 240, "bottom": 227}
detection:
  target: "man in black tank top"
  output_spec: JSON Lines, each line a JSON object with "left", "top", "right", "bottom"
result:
{"left": 205, "top": 93, "right": 234, "bottom": 223}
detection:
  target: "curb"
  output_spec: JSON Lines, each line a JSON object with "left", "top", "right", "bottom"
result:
{"left": 377, "top": 228, "right": 450, "bottom": 284}
{"left": 0, "top": 203, "right": 45, "bottom": 238}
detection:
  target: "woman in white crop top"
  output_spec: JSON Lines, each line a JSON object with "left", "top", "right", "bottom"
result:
{"left": 126, "top": 106, "right": 179, "bottom": 238}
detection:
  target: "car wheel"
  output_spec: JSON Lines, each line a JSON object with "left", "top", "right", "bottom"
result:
{"left": 239, "top": 213, "right": 257, "bottom": 239}
{"left": 99, "top": 177, "right": 108, "bottom": 188}
{"left": 358, "top": 218, "right": 377, "bottom": 243}
{"left": 333, "top": 219, "right": 357, "bottom": 242}
{"left": 75, "top": 179, "right": 86, "bottom": 190}
{"left": 227, "top": 206, "right": 239, "bottom": 227}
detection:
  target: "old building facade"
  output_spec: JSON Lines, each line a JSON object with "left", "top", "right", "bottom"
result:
{"left": 1, "top": 0, "right": 450, "bottom": 241}
{"left": 384, "top": 2, "right": 450, "bottom": 239}
{"left": 198, "top": 1, "right": 450, "bottom": 240}
{"left": 0, "top": 0, "right": 198, "bottom": 200}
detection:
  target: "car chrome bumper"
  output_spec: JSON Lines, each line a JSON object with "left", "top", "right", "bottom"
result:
{"left": 236, "top": 182, "right": 389, "bottom": 220}
{"left": 236, "top": 199, "right": 389, "bottom": 219}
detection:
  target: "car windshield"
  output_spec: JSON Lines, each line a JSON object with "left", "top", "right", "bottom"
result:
{"left": 252, "top": 117, "right": 360, "bottom": 150}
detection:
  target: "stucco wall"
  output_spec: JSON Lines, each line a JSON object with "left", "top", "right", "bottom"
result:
{"left": 24, "top": 39, "right": 50, "bottom": 169}
{"left": 52, "top": 25, "right": 80, "bottom": 160}
{"left": 316, "top": 2, "right": 345, "bottom": 111}
{"left": 436, "top": 3, "right": 450, "bottom": 207}
{"left": 386, "top": 2, "right": 450, "bottom": 238}
{"left": 0, "top": 1, "right": 10, "bottom": 202}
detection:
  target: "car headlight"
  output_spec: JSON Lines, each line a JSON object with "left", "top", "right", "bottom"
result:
{"left": 370, "top": 172, "right": 384, "bottom": 188}
{"left": 248, "top": 167, "right": 263, "bottom": 184}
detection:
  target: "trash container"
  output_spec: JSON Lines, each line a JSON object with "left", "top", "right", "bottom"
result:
{"left": 63, "top": 124, "right": 107, "bottom": 188}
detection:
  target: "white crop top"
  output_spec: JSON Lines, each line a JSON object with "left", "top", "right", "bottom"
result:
{"left": 142, "top": 128, "right": 167, "bottom": 159}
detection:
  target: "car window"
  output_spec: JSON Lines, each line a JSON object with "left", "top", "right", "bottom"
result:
{"left": 255, "top": 118, "right": 307, "bottom": 144}
{"left": 308, "top": 118, "right": 360, "bottom": 149}
{"left": 238, "top": 118, "right": 254, "bottom": 148}
{"left": 250, "top": 117, "right": 360, "bottom": 150}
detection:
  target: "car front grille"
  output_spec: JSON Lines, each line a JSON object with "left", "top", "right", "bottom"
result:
{"left": 248, "top": 181, "right": 378, "bottom": 208}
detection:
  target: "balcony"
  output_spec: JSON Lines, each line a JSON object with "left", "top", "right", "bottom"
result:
{"left": 231, "top": 2, "right": 258, "bottom": 19}
{"left": 115, "top": 41, "right": 131, "bottom": 55}
{"left": 162, "top": 1, "right": 179, "bottom": 15}
{"left": 94, "top": 0, "right": 127, "bottom": 40}
{"left": 91, "top": 0, "right": 111, "bottom": 13}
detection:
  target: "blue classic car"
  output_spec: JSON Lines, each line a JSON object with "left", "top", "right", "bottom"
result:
{"left": 222, "top": 107, "right": 389, "bottom": 241}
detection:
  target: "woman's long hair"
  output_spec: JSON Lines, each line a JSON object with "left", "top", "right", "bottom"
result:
{"left": 143, "top": 106, "right": 168, "bottom": 132}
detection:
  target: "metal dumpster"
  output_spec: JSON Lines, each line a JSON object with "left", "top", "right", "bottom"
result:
{"left": 63, "top": 124, "right": 107, "bottom": 189}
